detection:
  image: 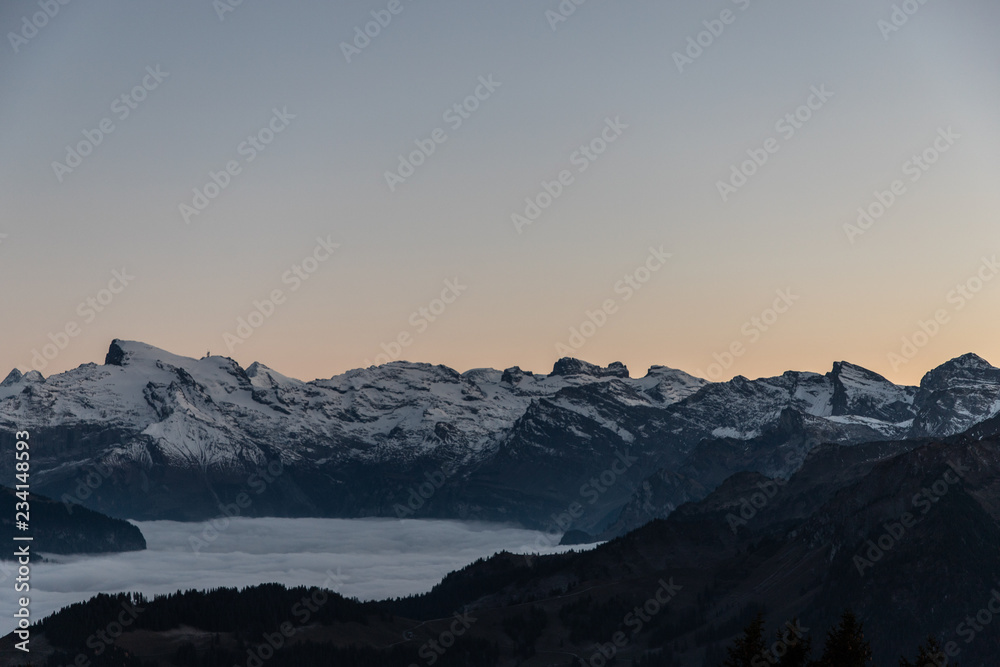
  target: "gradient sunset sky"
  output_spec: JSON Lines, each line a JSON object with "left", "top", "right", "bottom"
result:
{"left": 2, "top": 0, "right": 998, "bottom": 386}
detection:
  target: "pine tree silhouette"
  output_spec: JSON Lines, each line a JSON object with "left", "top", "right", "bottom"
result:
{"left": 776, "top": 617, "right": 811, "bottom": 667}
{"left": 721, "top": 611, "right": 767, "bottom": 667}
{"left": 815, "top": 610, "right": 873, "bottom": 667}
{"left": 898, "top": 637, "right": 954, "bottom": 667}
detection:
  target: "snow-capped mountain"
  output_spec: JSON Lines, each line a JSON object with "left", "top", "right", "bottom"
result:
{"left": 1, "top": 340, "right": 998, "bottom": 533}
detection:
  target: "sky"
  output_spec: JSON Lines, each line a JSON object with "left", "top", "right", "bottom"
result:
{"left": 0, "top": 517, "right": 591, "bottom": 634}
{"left": 1, "top": 0, "right": 998, "bottom": 386}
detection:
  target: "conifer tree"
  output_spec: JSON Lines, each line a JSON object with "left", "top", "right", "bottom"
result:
{"left": 815, "top": 610, "right": 872, "bottom": 667}
{"left": 721, "top": 612, "right": 767, "bottom": 667}
{"left": 898, "top": 637, "right": 953, "bottom": 667}
{"left": 775, "top": 618, "right": 811, "bottom": 667}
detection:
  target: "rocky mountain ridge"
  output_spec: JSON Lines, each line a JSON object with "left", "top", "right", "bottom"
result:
{"left": 1, "top": 341, "right": 998, "bottom": 536}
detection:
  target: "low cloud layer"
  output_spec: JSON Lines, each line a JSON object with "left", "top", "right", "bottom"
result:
{"left": 7, "top": 518, "right": 593, "bottom": 634}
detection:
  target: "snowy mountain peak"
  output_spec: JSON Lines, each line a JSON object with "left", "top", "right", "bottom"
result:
{"left": 550, "top": 358, "right": 629, "bottom": 378}
{"left": 105, "top": 339, "right": 127, "bottom": 366}
{"left": 634, "top": 366, "right": 708, "bottom": 404}
{"left": 104, "top": 339, "right": 196, "bottom": 369}
{"left": 245, "top": 361, "right": 300, "bottom": 388}
{"left": 338, "top": 360, "right": 464, "bottom": 387}
{"left": 919, "top": 353, "right": 1000, "bottom": 391}
{"left": 501, "top": 366, "right": 533, "bottom": 385}
{"left": 0, "top": 368, "right": 44, "bottom": 394}
{"left": 7, "top": 338, "right": 1000, "bottom": 531}
{"left": 1, "top": 368, "right": 22, "bottom": 387}
{"left": 827, "top": 360, "right": 914, "bottom": 422}
{"left": 828, "top": 360, "right": 894, "bottom": 385}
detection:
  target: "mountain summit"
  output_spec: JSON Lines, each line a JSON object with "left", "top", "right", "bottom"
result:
{"left": 2, "top": 340, "right": 998, "bottom": 536}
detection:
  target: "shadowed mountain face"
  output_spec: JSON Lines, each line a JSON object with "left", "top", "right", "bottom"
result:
{"left": 0, "top": 486, "right": 145, "bottom": 557}
{"left": 381, "top": 429, "right": 1000, "bottom": 666}
{"left": 8, "top": 429, "right": 1000, "bottom": 666}
{"left": 2, "top": 340, "right": 1000, "bottom": 538}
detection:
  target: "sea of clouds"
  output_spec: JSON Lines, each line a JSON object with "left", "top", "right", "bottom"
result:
{"left": 7, "top": 517, "right": 594, "bottom": 634}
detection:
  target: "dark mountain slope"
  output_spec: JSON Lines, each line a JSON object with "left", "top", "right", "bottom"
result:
{"left": 0, "top": 486, "right": 145, "bottom": 557}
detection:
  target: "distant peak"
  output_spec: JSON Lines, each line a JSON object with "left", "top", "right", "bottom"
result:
{"left": 246, "top": 361, "right": 299, "bottom": 387}
{"left": 728, "top": 375, "right": 752, "bottom": 389}
{"left": 103, "top": 339, "right": 201, "bottom": 369}
{"left": 550, "top": 358, "right": 629, "bottom": 379}
{"left": 831, "top": 360, "right": 867, "bottom": 373}
{"left": 501, "top": 366, "right": 532, "bottom": 385}
{"left": 920, "top": 353, "right": 1000, "bottom": 390}
{"left": 343, "top": 360, "right": 462, "bottom": 383}
{"left": 22, "top": 370, "right": 44, "bottom": 383}
{"left": 105, "top": 339, "right": 128, "bottom": 366}
{"left": 828, "top": 360, "right": 891, "bottom": 384}
{"left": 1, "top": 369, "right": 23, "bottom": 387}
{"left": 104, "top": 339, "right": 170, "bottom": 367}
{"left": 945, "top": 352, "right": 992, "bottom": 369}
{"left": 644, "top": 365, "right": 694, "bottom": 378}
{"left": 643, "top": 365, "right": 708, "bottom": 386}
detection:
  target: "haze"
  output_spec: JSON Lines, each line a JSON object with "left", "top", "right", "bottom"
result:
{"left": 2, "top": 0, "right": 999, "bottom": 386}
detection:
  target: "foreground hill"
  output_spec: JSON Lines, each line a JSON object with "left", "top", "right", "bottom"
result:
{"left": 0, "top": 486, "right": 145, "bottom": 558}
{"left": 5, "top": 422, "right": 1000, "bottom": 665}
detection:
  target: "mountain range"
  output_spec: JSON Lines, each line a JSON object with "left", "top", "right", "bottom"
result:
{"left": 3, "top": 340, "right": 1000, "bottom": 541}
{"left": 7, "top": 419, "right": 1000, "bottom": 665}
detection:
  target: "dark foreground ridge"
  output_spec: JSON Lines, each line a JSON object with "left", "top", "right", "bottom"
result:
{"left": 0, "top": 486, "right": 146, "bottom": 558}
{"left": 4, "top": 418, "right": 1000, "bottom": 666}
